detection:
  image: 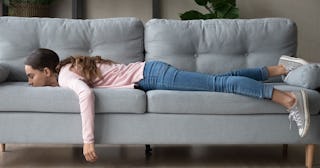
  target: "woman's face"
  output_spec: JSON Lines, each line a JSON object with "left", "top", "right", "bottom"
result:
{"left": 25, "top": 65, "right": 48, "bottom": 87}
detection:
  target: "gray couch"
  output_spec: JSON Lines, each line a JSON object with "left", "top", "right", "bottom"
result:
{"left": 0, "top": 17, "right": 319, "bottom": 167}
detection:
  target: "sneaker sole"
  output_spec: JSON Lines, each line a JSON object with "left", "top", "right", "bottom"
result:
{"left": 300, "top": 90, "right": 310, "bottom": 138}
{"left": 279, "top": 55, "right": 308, "bottom": 65}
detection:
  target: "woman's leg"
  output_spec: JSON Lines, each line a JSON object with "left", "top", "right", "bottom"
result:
{"left": 217, "top": 65, "right": 286, "bottom": 81}
{"left": 139, "top": 62, "right": 294, "bottom": 101}
{"left": 139, "top": 61, "right": 273, "bottom": 99}
{"left": 272, "top": 89, "right": 295, "bottom": 109}
{"left": 138, "top": 61, "right": 309, "bottom": 137}
{"left": 267, "top": 65, "right": 287, "bottom": 77}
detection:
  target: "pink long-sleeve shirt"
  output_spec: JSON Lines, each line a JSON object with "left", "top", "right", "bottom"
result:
{"left": 58, "top": 62, "right": 145, "bottom": 143}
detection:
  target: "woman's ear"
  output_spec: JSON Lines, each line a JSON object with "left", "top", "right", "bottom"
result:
{"left": 43, "top": 67, "right": 53, "bottom": 77}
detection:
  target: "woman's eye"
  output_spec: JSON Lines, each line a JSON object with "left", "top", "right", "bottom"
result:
{"left": 28, "top": 74, "right": 34, "bottom": 79}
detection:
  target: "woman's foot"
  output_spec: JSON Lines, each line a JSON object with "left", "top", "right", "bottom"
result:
{"left": 267, "top": 65, "right": 287, "bottom": 77}
{"left": 279, "top": 55, "right": 308, "bottom": 73}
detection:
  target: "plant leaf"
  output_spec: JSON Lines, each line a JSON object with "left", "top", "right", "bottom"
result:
{"left": 180, "top": 0, "right": 239, "bottom": 20}
{"left": 226, "top": 0, "right": 236, "bottom": 6}
{"left": 215, "top": 2, "right": 238, "bottom": 18}
{"left": 194, "top": 0, "right": 208, "bottom": 6}
{"left": 204, "top": 13, "right": 217, "bottom": 19}
{"left": 180, "top": 10, "right": 206, "bottom": 20}
{"left": 223, "top": 8, "right": 239, "bottom": 19}
{"left": 215, "top": 3, "right": 231, "bottom": 18}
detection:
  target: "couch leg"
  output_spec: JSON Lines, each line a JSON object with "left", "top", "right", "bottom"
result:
{"left": 145, "top": 144, "right": 152, "bottom": 157}
{"left": 0, "top": 144, "right": 5, "bottom": 152}
{"left": 306, "top": 144, "right": 315, "bottom": 168}
{"left": 282, "top": 144, "right": 288, "bottom": 160}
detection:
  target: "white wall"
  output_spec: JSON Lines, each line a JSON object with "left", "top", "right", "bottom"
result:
{"left": 51, "top": 0, "right": 320, "bottom": 61}
{"left": 160, "top": 0, "right": 207, "bottom": 20}
{"left": 50, "top": 0, "right": 72, "bottom": 18}
{"left": 84, "top": 0, "right": 152, "bottom": 22}
{"left": 238, "top": 0, "right": 320, "bottom": 62}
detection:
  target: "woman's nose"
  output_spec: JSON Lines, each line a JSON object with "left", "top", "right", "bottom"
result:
{"left": 28, "top": 80, "right": 33, "bottom": 86}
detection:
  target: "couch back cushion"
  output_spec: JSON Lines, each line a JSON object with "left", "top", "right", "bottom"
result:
{"left": 0, "top": 17, "right": 144, "bottom": 81}
{"left": 145, "top": 18, "right": 297, "bottom": 74}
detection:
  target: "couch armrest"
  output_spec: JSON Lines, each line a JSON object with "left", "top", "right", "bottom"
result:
{"left": 0, "top": 64, "right": 9, "bottom": 83}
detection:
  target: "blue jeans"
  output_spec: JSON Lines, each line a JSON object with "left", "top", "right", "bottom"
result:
{"left": 137, "top": 61, "right": 274, "bottom": 99}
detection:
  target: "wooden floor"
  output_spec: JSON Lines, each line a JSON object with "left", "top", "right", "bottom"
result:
{"left": 0, "top": 144, "right": 319, "bottom": 167}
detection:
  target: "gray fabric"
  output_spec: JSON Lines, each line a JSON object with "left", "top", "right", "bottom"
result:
{"left": 0, "top": 17, "right": 145, "bottom": 81}
{"left": 284, "top": 64, "right": 320, "bottom": 89}
{"left": 147, "top": 83, "right": 320, "bottom": 115}
{"left": 145, "top": 18, "right": 297, "bottom": 73}
{"left": 0, "top": 64, "right": 9, "bottom": 83}
{"left": 0, "top": 82, "right": 146, "bottom": 114}
{"left": 0, "top": 112, "right": 319, "bottom": 144}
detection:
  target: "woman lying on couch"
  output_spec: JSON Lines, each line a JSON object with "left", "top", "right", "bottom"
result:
{"left": 24, "top": 48, "right": 310, "bottom": 163}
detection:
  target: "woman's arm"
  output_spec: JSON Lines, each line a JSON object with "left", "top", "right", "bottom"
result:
{"left": 67, "top": 79, "right": 95, "bottom": 143}
{"left": 60, "top": 77, "right": 98, "bottom": 162}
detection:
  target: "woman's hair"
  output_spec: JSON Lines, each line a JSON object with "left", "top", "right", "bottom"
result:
{"left": 56, "top": 56, "right": 114, "bottom": 86}
{"left": 25, "top": 48, "right": 60, "bottom": 73}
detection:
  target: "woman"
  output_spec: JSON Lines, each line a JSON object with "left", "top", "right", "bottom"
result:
{"left": 24, "top": 48, "right": 309, "bottom": 163}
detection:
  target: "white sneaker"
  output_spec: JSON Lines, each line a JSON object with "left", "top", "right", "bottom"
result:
{"left": 279, "top": 55, "right": 308, "bottom": 72}
{"left": 288, "top": 89, "right": 310, "bottom": 138}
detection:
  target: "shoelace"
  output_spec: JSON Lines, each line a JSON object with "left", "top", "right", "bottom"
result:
{"left": 288, "top": 107, "right": 303, "bottom": 130}
{"left": 284, "top": 61, "right": 303, "bottom": 72}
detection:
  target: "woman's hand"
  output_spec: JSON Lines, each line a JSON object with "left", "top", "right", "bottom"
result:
{"left": 83, "top": 143, "right": 98, "bottom": 163}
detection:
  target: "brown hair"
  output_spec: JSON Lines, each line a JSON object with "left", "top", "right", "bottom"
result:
{"left": 56, "top": 56, "right": 114, "bottom": 86}
{"left": 25, "top": 48, "right": 60, "bottom": 73}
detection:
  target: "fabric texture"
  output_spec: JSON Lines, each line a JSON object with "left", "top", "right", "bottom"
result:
{"left": 0, "top": 17, "right": 145, "bottom": 81}
{"left": 145, "top": 18, "right": 297, "bottom": 74}
{"left": 0, "top": 64, "right": 9, "bottom": 83}
{"left": 0, "top": 82, "right": 146, "bottom": 113}
{"left": 147, "top": 84, "right": 320, "bottom": 115}
{"left": 284, "top": 64, "right": 320, "bottom": 89}
{"left": 1, "top": 112, "right": 320, "bottom": 144}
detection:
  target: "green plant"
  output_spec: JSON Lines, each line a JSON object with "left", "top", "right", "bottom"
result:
{"left": 180, "top": 0, "right": 239, "bottom": 20}
{"left": 4, "top": 0, "right": 55, "bottom": 6}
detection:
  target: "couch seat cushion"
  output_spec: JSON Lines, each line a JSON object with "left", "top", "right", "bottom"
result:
{"left": 0, "top": 82, "right": 146, "bottom": 114}
{"left": 147, "top": 84, "right": 320, "bottom": 115}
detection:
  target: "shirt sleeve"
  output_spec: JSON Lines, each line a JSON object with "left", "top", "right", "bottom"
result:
{"left": 60, "top": 76, "right": 95, "bottom": 144}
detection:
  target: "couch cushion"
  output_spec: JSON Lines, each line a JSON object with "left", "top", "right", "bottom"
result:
{"left": 147, "top": 84, "right": 320, "bottom": 115}
{"left": 0, "top": 17, "right": 144, "bottom": 82}
{"left": 0, "top": 64, "right": 9, "bottom": 83}
{"left": 0, "top": 82, "right": 146, "bottom": 114}
{"left": 145, "top": 18, "right": 297, "bottom": 74}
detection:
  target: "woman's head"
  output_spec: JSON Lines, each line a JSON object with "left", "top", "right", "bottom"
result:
{"left": 24, "top": 48, "right": 60, "bottom": 87}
